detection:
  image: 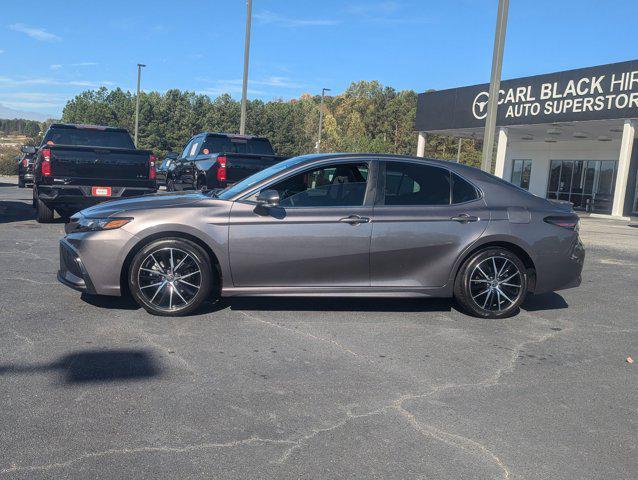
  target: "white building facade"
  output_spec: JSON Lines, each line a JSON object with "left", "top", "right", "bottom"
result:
{"left": 415, "top": 60, "right": 638, "bottom": 219}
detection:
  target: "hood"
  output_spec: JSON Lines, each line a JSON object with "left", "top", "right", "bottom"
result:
{"left": 79, "top": 192, "right": 208, "bottom": 218}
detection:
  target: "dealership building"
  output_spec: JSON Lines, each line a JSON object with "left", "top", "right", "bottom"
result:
{"left": 415, "top": 60, "right": 638, "bottom": 219}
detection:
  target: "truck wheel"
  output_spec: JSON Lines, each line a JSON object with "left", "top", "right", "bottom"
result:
{"left": 196, "top": 177, "right": 206, "bottom": 191}
{"left": 34, "top": 190, "right": 55, "bottom": 223}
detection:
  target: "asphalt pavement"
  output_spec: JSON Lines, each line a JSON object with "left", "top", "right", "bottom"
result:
{"left": 0, "top": 175, "right": 636, "bottom": 479}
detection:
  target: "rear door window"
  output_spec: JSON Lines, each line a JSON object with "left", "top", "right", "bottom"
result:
{"left": 451, "top": 173, "right": 480, "bottom": 203}
{"left": 383, "top": 162, "right": 451, "bottom": 206}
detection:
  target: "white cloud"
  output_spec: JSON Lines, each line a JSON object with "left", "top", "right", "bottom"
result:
{"left": 254, "top": 10, "right": 339, "bottom": 27}
{"left": 345, "top": 1, "right": 400, "bottom": 16}
{"left": 8, "top": 23, "right": 61, "bottom": 42}
{"left": 197, "top": 76, "right": 303, "bottom": 90}
{"left": 49, "top": 62, "right": 99, "bottom": 70}
{"left": 0, "top": 76, "right": 114, "bottom": 88}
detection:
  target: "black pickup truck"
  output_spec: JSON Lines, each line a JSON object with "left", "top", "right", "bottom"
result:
{"left": 166, "top": 132, "right": 287, "bottom": 191}
{"left": 29, "top": 123, "right": 157, "bottom": 223}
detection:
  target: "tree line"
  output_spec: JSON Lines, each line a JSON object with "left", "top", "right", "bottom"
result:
{"left": 55, "top": 81, "right": 481, "bottom": 165}
{"left": 0, "top": 119, "right": 43, "bottom": 138}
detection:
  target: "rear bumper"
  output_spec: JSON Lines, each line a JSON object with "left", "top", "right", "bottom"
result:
{"left": 534, "top": 238, "right": 585, "bottom": 294}
{"left": 38, "top": 184, "right": 156, "bottom": 210}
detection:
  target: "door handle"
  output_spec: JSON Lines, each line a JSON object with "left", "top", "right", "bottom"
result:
{"left": 339, "top": 215, "right": 370, "bottom": 225}
{"left": 451, "top": 213, "right": 479, "bottom": 223}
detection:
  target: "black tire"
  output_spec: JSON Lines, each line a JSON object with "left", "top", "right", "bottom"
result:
{"left": 128, "top": 238, "right": 214, "bottom": 316}
{"left": 454, "top": 247, "right": 528, "bottom": 319}
{"left": 34, "top": 189, "right": 55, "bottom": 223}
{"left": 166, "top": 178, "right": 175, "bottom": 192}
{"left": 18, "top": 177, "right": 25, "bottom": 188}
{"left": 196, "top": 176, "right": 206, "bottom": 191}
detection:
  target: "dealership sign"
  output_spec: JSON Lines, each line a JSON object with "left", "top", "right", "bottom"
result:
{"left": 415, "top": 60, "right": 638, "bottom": 131}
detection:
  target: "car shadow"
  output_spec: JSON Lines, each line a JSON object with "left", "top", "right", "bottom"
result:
{"left": 0, "top": 200, "right": 66, "bottom": 224}
{"left": 520, "top": 292, "right": 569, "bottom": 311}
{"left": 81, "top": 293, "right": 141, "bottom": 310}
{"left": 81, "top": 292, "right": 567, "bottom": 315}
{"left": 81, "top": 294, "right": 453, "bottom": 314}
{"left": 0, "top": 200, "right": 35, "bottom": 223}
{"left": 0, "top": 349, "right": 162, "bottom": 384}
{"left": 214, "top": 296, "right": 453, "bottom": 313}
{"left": 0, "top": 181, "right": 18, "bottom": 187}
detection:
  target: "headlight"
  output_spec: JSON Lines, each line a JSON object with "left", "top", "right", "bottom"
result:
{"left": 75, "top": 216, "right": 132, "bottom": 232}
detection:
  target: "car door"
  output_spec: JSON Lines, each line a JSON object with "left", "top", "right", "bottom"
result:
{"left": 229, "top": 159, "right": 377, "bottom": 287}
{"left": 181, "top": 136, "right": 202, "bottom": 189}
{"left": 371, "top": 160, "right": 489, "bottom": 288}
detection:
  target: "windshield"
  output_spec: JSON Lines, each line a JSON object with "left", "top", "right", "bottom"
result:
{"left": 42, "top": 128, "right": 135, "bottom": 149}
{"left": 216, "top": 156, "right": 310, "bottom": 200}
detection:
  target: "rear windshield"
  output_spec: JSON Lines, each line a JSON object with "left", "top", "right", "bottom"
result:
{"left": 42, "top": 128, "right": 135, "bottom": 149}
{"left": 201, "top": 136, "right": 274, "bottom": 155}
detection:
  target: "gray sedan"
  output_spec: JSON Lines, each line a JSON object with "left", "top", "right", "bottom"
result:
{"left": 58, "top": 154, "right": 584, "bottom": 318}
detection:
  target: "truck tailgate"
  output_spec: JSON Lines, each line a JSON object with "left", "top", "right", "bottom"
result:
{"left": 226, "top": 153, "right": 284, "bottom": 183}
{"left": 50, "top": 145, "right": 151, "bottom": 183}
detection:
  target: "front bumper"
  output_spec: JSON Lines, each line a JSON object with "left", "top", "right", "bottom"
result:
{"left": 57, "top": 226, "right": 139, "bottom": 296}
{"left": 57, "top": 239, "right": 97, "bottom": 294}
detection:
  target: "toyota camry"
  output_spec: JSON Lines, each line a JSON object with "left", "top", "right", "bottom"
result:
{"left": 58, "top": 154, "right": 584, "bottom": 318}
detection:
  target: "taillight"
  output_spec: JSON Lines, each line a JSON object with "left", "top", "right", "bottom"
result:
{"left": 216, "top": 155, "right": 227, "bottom": 183}
{"left": 21, "top": 158, "right": 27, "bottom": 167}
{"left": 41, "top": 148, "right": 51, "bottom": 176}
{"left": 149, "top": 155, "right": 156, "bottom": 180}
{"left": 544, "top": 215, "right": 579, "bottom": 231}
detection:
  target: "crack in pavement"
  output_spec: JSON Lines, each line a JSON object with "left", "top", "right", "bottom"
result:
{"left": 0, "top": 437, "right": 297, "bottom": 475}
{"left": 238, "top": 310, "right": 367, "bottom": 360}
{"left": 1, "top": 311, "right": 570, "bottom": 477}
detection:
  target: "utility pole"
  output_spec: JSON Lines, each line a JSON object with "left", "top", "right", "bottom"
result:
{"left": 315, "top": 88, "right": 331, "bottom": 152}
{"left": 134, "top": 63, "right": 146, "bottom": 147}
{"left": 239, "top": 0, "right": 252, "bottom": 135}
{"left": 481, "top": 0, "right": 509, "bottom": 172}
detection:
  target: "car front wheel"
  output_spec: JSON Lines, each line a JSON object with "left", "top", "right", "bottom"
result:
{"left": 454, "top": 247, "right": 528, "bottom": 319}
{"left": 128, "top": 238, "right": 214, "bottom": 316}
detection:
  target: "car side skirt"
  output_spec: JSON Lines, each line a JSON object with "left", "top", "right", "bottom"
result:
{"left": 221, "top": 286, "right": 452, "bottom": 298}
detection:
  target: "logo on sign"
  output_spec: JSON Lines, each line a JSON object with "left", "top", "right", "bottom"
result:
{"left": 472, "top": 91, "right": 490, "bottom": 119}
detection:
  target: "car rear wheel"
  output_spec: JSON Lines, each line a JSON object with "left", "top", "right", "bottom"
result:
{"left": 128, "top": 238, "right": 214, "bottom": 316}
{"left": 454, "top": 247, "right": 528, "bottom": 319}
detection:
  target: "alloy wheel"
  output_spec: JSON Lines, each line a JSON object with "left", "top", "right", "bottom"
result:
{"left": 137, "top": 247, "right": 202, "bottom": 311}
{"left": 469, "top": 256, "right": 522, "bottom": 312}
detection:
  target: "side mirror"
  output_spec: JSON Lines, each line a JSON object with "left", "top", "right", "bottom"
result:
{"left": 256, "top": 189, "right": 280, "bottom": 207}
{"left": 21, "top": 145, "right": 36, "bottom": 154}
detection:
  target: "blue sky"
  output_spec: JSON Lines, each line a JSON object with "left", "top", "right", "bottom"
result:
{"left": 1, "top": 0, "right": 638, "bottom": 117}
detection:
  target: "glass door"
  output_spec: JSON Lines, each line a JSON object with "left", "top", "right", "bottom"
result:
{"left": 546, "top": 160, "right": 617, "bottom": 214}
